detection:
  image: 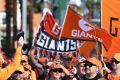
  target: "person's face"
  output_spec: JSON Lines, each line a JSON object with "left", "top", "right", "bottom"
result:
{"left": 77, "top": 62, "right": 85, "bottom": 75}
{"left": 21, "top": 60, "right": 28, "bottom": 66}
{"left": 16, "top": 74, "right": 22, "bottom": 80}
{"left": 84, "top": 62, "right": 98, "bottom": 74}
{"left": 15, "top": 73, "right": 24, "bottom": 80}
{"left": 64, "top": 58, "right": 72, "bottom": 68}
{"left": 50, "top": 68, "right": 62, "bottom": 79}
{"left": 111, "top": 58, "right": 120, "bottom": 70}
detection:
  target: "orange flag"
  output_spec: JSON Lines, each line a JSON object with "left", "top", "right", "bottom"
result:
{"left": 60, "top": 7, "right": 113, "bottom": 51}
{"left": 101, "top": 0, "right": 120, "bottom": 58}
{"left": 78, "top": 41, "right": 97, "bottom": 58}
{"left": 106, "top": 37, "right": 120, "bottom": 58}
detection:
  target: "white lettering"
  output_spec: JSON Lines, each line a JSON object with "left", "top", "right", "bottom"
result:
{"left": 51, "top": 22, "right": 60, "bottom": 35}
{"left": 36, "top": 32, "right": 76, "bottom": 52}
{"left": 70, "top": 40, "right": 76, "bottom": 50}
{"left": 44, "top": 35, "right": 50, "bottom": 48}
{"left": 57, "top": 41, "right": 64, "bottom": 51}
{"left": 72, "top": 29, "right": 77, "bottom": 37}
{"left": 49, "top": 40, "right": 55, "bottom": 50}
{"left": 79, "top": 31, "right": 85, "bottom": 37}
{"left": 65, "top": 39, "right": 70, "bottom": 51}
{"left": 71, "top": 29, "right": 103, "bottom": 43}
{"left": 86, "top": 33, "right": 93, "bottom": 38}
{"left": 36, "top": 33, "right": 45, "bottom": 46}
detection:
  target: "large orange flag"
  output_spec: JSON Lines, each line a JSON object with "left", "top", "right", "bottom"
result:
{"left": 60, "top": 7, "right": 113, "bottom": 51}
{"left": 102, "top": 0, "right": 120, "bottom": 58}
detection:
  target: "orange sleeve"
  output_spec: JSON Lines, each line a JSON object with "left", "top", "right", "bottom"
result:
{"left": 0, "top": 47, "right": 22, "bottom": 80}
{"left": 107, "top": 74, "right": 119, "bottom": 80}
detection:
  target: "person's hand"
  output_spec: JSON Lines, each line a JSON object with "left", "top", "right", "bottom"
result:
{"left": 46, "top": 62, "right": 54, "bottom": 67}
{"left": 17, "top": 36, "right": 24, "bottom": 47}
{"left": 102, "top": 62, "right": 111, "bottom": 73}
{"left": 30, "top": 49, "right": 35, "bottom": 58}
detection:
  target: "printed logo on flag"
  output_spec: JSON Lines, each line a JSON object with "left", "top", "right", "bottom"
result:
{"left": 78, "top": 19, "right": 93, "bottom": 32}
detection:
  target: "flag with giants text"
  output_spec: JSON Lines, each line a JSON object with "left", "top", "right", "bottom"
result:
{"left": 33, "top": 8, "right": 77, "bottom": 52}
{"left": 60, "top": 7, "right": 113, "bottom": 51}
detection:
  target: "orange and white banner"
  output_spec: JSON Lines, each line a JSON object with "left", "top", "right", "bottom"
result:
{"left": 40, "top": 8, "right": 61, "bottom": 39}
{"left": 60, "top": 7, "right": 113, "bottom": 51}
{"left": 33, "top": 8, "right": 77, "bottom": 52}
{"left": 102, "top": 0, "right": 120, "bottom": 58}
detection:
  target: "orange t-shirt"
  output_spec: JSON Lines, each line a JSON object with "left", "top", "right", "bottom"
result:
{"left": 108, "top": 74, "right": 120, "bottom": 80}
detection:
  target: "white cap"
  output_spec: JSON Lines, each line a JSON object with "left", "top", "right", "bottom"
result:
{"left": 69, "top": 0, "right": 81, "bottom": 7}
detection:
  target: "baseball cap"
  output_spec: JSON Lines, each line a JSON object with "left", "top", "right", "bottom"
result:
{"left": 84, "top": 57, "right": 102, "bottom": 68}
{"left": 113, "top": 53, "right": 120, "bottom": 62}
{"left": 69, "top": 0, "right": 81, "bottom": 7}
{"left": 77, "top": 57, "right": 86, "bottom": 66}
{"left": 39, "top": 57, "right": 46, "bottom": 64}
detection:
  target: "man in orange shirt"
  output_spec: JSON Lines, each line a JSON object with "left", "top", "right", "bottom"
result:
{"left": 0, "top": 31, "right": 24, "bottom": 80}
{"left": 82, "top": 57, "right": 104, "bottom": 80}
{"left": 107, "top": 53, "right": 120, "bottom": 80}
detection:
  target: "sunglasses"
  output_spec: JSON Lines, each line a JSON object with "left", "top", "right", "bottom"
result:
{"left": 45, "top": 65, "right": 50, "bottom": 69}
{"left": 51, "top": 68, "right": 63, "bottom": 73}
{"left": 15, "top": 71, "right": 23, "bottom": 74}
{"left": 84, "top": 63, "right": 96, "bottom": 67}
{"left": 64, "top": 58, "right": 72, "bottom": 61}
{"left": 21, "top": 60, "right": 27, "bottom": 63}
{"left": 111, "top": 58, "right": 120, "bottom": 64}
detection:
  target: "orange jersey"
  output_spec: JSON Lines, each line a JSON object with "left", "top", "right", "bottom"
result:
{"left": 108, "top": 74, "right": 120, "bottom": 80}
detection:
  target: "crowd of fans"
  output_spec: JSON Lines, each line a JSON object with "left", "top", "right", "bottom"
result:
{"left": 0, "top": 0, "right": 118, "bottom": 80}
{"left": 0, "top": 31, "right": 120, "bottom": 80}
